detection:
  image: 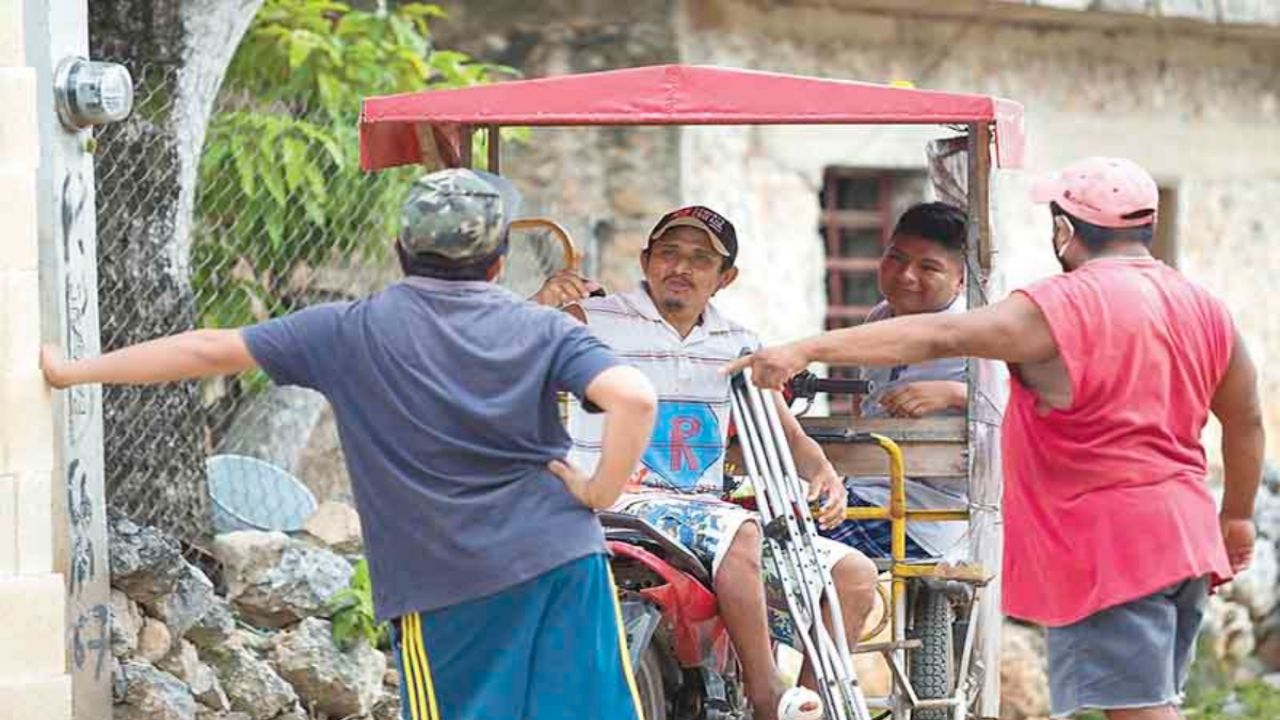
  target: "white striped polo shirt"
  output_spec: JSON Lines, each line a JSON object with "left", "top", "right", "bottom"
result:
{"left": 568, "top": 287, "right": 760, "bottom": 495}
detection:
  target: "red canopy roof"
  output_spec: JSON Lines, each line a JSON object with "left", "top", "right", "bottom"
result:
{"left": 360, "top": 64, "right": 1025, "bottom": 171}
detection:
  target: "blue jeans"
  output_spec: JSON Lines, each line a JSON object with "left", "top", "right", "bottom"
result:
{"left": 1046, "top": 575, "right": 1209, "bottom": 718}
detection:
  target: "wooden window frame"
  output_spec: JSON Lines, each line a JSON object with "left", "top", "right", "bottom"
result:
{"left": 821, "top": 168, "right": 895, "bottom": 329}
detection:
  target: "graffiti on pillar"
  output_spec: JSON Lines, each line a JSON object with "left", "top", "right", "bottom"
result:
{"left": 61, "top": 170, "right": 86, "bottom": 259}
{"left": 61, "top": 170, "right": 95, "bottom": 444}
{"left": 71, "top": 603, "right": 110, "bottom": 680}
{"left": 57, "top": 155, "right": 110, "bottom": 703}
{"left": 66, "top": 458, "right": 96, "bottom": 598}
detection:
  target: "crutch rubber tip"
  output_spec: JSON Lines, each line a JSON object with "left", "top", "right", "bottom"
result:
{"left": 778, "top": 686, "right": 824, "bottom": 720}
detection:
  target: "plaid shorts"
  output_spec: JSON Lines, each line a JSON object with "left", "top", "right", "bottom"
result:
{"left": 820, "top": 493, "right": 930, "bottom": 560}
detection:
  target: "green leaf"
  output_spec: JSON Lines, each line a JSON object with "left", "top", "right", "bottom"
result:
{"left": 287, "top": 30, "right": 321, "bottom": 70}
{"left": 193, "top": 0, "right": 520, "bottom": 339}
{"left": 232, "top": 147, "right": 258, "bottom": 198}
{"left": 281, "top": 136, "right": 307, "bottom": 190}
{"left": 331, "top": 610, "right": 358, "bottom": 648}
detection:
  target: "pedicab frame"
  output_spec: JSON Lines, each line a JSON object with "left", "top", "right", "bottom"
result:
{"left": 359, "top": 64, "right": 1024, "bottom": 720}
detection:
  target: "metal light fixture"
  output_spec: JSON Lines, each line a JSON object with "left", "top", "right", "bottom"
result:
{"left": 54, "top": 57, "right": 134, "bottom": 130}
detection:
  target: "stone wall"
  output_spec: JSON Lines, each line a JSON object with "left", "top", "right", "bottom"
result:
{"left": 434, "top": 0, "right": 684, "bottom": 292}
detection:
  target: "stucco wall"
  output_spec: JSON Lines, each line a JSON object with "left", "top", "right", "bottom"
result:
{"left": 677, "top": 0, "right": 1280, "bottom": 461}
{"left": 437, "top": 0, "right": 1280, "bottom": 460}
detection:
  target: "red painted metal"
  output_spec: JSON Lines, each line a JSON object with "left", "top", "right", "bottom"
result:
{"left": 607, "top": 540, "right": 731, "bottom": 669}
{"left": 360, "top": 64, "right": 1025, "bottom": 171}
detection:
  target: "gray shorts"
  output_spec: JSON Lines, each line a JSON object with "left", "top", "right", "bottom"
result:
{"left": 1047, "top": 576, "right": 1209, "bottom": 718}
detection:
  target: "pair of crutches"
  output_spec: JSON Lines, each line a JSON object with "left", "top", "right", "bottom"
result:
{"left": 730, "top": 369, "right": 873, "bottom": 720}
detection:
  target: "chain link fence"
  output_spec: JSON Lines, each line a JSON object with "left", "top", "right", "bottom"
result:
{"left": 96, "top": 58, "right": 212, "bottom": 546}
{"left": 95, "top": 56, "right": 410, "bottom": 547}
{"left": 92, "top": 2, "right": 539, "bottom": 548}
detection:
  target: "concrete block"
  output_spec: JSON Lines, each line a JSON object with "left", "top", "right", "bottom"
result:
{"left": 0, "top": 165, "right": 37, "bottom": 271}
{"left": 1158, "top": 0, "right": 1220, "bottom": 21}
{"left": 1097, "top": 0, "right": 1154, "bottom": 14}
{"left": 0, "top": 674, "right": 72, "bottom": 720}
{"left": 0, "top": 68, "right": 36, "bottom": 166}
{"left": 1029, "top": 0, "right": 1093, "bottom": 10}
{"left": 2, "top": 269, "right": 43, "bottom": 374}
{"left": 0, "top": 474, "right": 14, "bottom": 574}
{"left": 1220, "top": 0, "right": 1276, "bottom": 25}
{"left": 15, "top": 470, "right": 53, "bottom": 574}
{"left": 0, "top": 0, "right": 23, "bottom": 69}
{"left": 0, "top": 369, "right": 56, "bottom": 475}
{"left": 0, "top": 574, "right": 66, "bottom": 677}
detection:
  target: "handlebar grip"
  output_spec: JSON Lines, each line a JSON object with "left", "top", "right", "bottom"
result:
{"left": 811, "top": 378, "right": 873, "bottom": 395}
{"left": 786, "top": 371, "right": 873, "bottom": 399}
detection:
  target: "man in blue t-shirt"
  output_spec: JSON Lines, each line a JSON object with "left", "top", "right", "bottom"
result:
{"left": 43, "top": 169, "right": 658, "bottom": 720}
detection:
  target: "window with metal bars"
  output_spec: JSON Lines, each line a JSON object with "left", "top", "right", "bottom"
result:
{"left": 819, "top": 168, "right": 929, "bottom": 329}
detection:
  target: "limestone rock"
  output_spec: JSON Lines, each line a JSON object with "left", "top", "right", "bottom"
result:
{"left": 207, "top": 646, "right": 297, "bottom": 720}
{"left": 138, "top": 618, "right": 174, "bottom": 663}
{"left": 1222, "top": 538, "right": 1279, "bottom": 619}
{"left": 110, "top": 515, "right": 187, "bottom": 605}
{"left": 301, "top": 501, "right": 363, "bottom": 554}
{"left": 271, "top": 617, "right": 386, "bottom": 718}
{"left": 150, "top": 565, "right": 220, "bottom": 640}
{"left": 1256, "top": 607, "right": 1280, "bottom": 672}
{"left": 116, "top": 660, "right": 198, "bottom": 720}
{"left": 196, "top": 712, "right": 251, "bottom": 720}
{"left": 185, "top": 598, "right": 237, "bottom": 651}
{"left": 372, "top": 694, "right": 404, "bottom": 720}
{"left": 1203, "top": 595, "right": 1256, "bottom": 665}
{"left": 999, "top": 621, "right": 1050, "bottom": 720}
{"left": 214, "top": 531, "right": 352, "bottom": 628}
{"left": 112, "top": 589, "right": 145, "bottom": 658}
{"left": 159, "top": 640, "right": 229, "bottom": 711}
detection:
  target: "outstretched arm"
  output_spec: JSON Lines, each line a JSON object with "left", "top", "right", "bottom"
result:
{"left": 723, "top": 293, "right": 1058, "bottom": 389}
{"left": 42, "top": 329, "right": 257, "bottom": 388}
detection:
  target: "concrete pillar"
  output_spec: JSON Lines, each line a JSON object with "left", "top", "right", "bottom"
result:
{"left": 0, "top": 0, "right": 111, "bottom": 719}
{"left": 0, "top": 0, "right": 74, "bottom": 718}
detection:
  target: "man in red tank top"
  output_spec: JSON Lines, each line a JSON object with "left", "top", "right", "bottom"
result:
{"left": 725, "top": 157, "right": 1265, "bottom": 719}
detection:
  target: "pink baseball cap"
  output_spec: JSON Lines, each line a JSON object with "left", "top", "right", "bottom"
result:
{"left": 1031, "top": 157, "right": 1158, "bottom": 228}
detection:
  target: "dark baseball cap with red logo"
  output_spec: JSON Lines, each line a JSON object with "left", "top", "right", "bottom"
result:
{"left": 647, "top": 205, "right": 739, "bottom": 267}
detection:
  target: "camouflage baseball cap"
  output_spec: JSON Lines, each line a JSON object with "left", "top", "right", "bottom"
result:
{"left": 398, "top": 169, "right": 521, "bottom": 264}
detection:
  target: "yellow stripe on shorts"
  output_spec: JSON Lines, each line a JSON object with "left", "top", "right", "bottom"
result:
{"left": 399, "top": 614, "right": 427, "bottom": 720}
{"left": 406, "top": 612, "right": 442, "bottom": 720}
{"left": 607, "top": 564, "right": 647, "bottom": 720}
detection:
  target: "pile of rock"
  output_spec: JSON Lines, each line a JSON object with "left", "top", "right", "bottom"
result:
{"left": 109, "top": 501, "right": 399, "bottom": 720}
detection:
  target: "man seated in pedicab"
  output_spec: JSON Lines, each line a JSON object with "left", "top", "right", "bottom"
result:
{"left": 532, "top": 206, "right": 879, "bottom": 720}
{"left": 822, "top": 202, "right": 971, "bottom": 561}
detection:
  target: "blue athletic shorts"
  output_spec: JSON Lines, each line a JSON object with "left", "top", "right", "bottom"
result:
{"left": 1047, "top": 575, "right": 1209, "bottom": 718}
{"left": 391, "top": 553, "right": 644, "bottom": 720}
